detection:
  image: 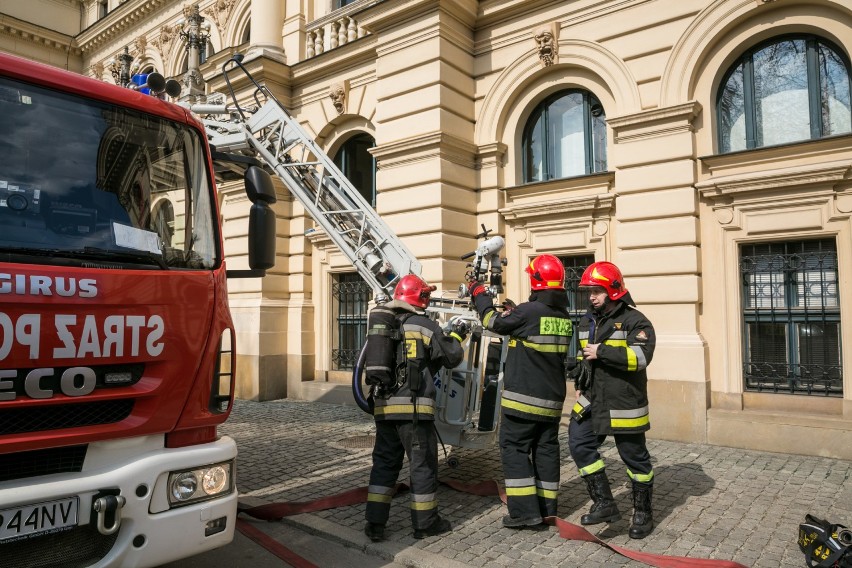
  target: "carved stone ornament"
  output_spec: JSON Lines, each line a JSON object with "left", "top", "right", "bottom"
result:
{"left": 534, "top": 23, "right": 559, "bottom": 67}
{"left": 329, "top": 81, "right": 349, "bottom": 115}
{"left": 182, "top": 2, "right": 196, "bottom": 19}
{"left": 156, "top": 24, "right": 176, "bottom": 63}
{"left": 90, "top": 62, "right": 104, "bottom": 80}
{"left": 203, "top": 0, "right": 235, "bottom": 31}
{"left": 133, "top": 35, "right": 147, "bottom": 58}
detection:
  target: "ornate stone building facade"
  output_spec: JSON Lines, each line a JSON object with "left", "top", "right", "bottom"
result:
{"left": 2, "top": 0, "right": 852, "bottom": 459}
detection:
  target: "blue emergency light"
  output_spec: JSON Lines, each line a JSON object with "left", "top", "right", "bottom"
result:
{"left": 131, "top": 74, "right": 150, "bottom": 95}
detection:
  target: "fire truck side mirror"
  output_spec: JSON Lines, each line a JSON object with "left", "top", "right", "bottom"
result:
{"left": 244, "top": 165, "right": 277, "bottom": 205}
{"left": 245, "top": 166, "right": 277, "bottom": 272}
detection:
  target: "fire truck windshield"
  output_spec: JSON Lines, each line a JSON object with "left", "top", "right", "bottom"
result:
{"left": 0, "top": 76, "right": 217, "bottom": 270}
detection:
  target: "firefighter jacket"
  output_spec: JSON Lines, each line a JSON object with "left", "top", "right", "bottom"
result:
{"left": 575, "top": 295, "right": 655, "bottom": 435}
{"left": 372, "top": 300, "right": 464, "bottom": 422}
{"left": 474, "top": 289, "right": 572, "bottom": 423}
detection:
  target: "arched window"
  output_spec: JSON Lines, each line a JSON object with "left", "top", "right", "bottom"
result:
{"left": 717, "top": 35, "right": 852, "bottom": 153}
{"left": 241, "top": 24, "right": 251, "bottom": 45}
{"left": 333, "top": 133, "right": 376, "bottom": 206}
{"left": 522, "top": 90, "right": 607, "bottom": 183}
{"left": 200, "top": 40, "right": 215, "bottom": 65}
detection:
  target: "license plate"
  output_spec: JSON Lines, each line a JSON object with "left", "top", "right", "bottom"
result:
{"left": 0, "top": 497, "right": 78, "bottom": 543}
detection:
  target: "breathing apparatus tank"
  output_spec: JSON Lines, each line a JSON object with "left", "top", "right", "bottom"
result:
{"left": 363, "top": 304, "right": 405, "bottom": 396}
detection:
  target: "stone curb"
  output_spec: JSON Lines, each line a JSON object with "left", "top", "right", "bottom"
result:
{"left": 282, "top": 513, "right": 475, "bottom": 568}
{"left": 238, "top": 495, "right": 474, "bottom": 568}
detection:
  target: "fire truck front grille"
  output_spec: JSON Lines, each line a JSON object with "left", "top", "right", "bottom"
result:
{"left": 0, "top": 400, "right": 134, "bottom": 436}
{"left": 0, "top": 523, "right": 119, "bottom": 568}
{"left": 0, "top": 445, "right": 87, "bottom": 482}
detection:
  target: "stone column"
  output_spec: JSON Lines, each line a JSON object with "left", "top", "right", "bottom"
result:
{"left": 247, "top": 0, "right": 286, "bottom": 62}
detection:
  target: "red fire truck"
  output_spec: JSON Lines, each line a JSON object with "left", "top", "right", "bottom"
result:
{"left": 0, "top": 52, "right": 276, "bottom": 567}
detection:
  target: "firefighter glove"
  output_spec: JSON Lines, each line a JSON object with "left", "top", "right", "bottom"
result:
{"left": 449, "top": 319, "right": 470, "bottom": 342}
{"left": 575, "top": 360, "right": 592, "bottom": 393}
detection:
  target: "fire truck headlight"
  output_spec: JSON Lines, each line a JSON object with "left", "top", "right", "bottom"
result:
{"left": 170, "top": 472, "right": 198, "bottom": 502}
{"left": 167, "top": 461, "right": 234, "bottom": 507}
{"left": 202, "top": 465, "right": 229, "bottom": 495}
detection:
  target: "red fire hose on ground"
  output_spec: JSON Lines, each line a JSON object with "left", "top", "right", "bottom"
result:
{"left": 236, "top": 479, "right": 749, "bottom": 568}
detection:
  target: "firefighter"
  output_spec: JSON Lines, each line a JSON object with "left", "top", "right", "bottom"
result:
{"left": 364, "top": 274, "right": 466, "bottom": 541}
{"left": 468, "top": 254, "right": 572, "bottom": 528}
{"left": 568, "top": 261, "right": 656, "bottom": 539}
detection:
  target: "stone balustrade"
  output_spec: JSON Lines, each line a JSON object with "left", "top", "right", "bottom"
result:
{"left": 305, "top": 10, "right": 368, "bottom": 59}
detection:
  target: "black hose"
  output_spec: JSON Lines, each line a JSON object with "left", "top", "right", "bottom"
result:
{"left": 352, "top": 341, "right": 373, "bottom": 414}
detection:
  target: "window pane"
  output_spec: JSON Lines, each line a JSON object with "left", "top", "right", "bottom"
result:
{"left": 548, "top": 93, "right": 585, "bottom": 178}
{"left": 748, "top": 322, "right": 788, "bottom": 366}
{"left": 798, "top": 322, "right": 840, "bottom": 367}
{"left": 818, "top": 43, "right": 852, "bottom": 136}
{"left": 590, "top": 101, "right": 607, "bottom": 173}
{"left": 333, "top": 133, "right": 375, "bottom": 206}
{"left": 524, "top": 111, "right": 544, "bottom": 182}
{"left": 798, "top": 322, "right": 842, "bottom": 391}
{"left": 797, "top": 269, "right": 838, "bottom": 308}
{"left": 745, "top": 271, "right": 786, "bottom": 309}
{"left": 559, "top": 255, "right": 596, "bottom": 361}
{"left": 753, "top": 39, "right": 810, "bottom": 146}
{"left": 559, "top": 255, "right": 596, "bottom": 315}
{"left": 741, "top": 238, "right": 842, "bottom": 395}
{"left": 331, "top": 273, "right": 371, "bottom": 371}
{"left": 719, "top": 63, "right": 747, "bottom": 153}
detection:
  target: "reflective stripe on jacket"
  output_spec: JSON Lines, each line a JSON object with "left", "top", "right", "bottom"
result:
{"left": 575, "top": 301, "right": 655, "bottom": 434}
{"left": 372, "top": 303, "right": 463, "bottom": 422}
{"left": 474, "top": 289, "right": 572, "bottom": 423}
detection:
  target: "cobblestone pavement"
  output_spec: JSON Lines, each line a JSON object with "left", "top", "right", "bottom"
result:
{"left": 224, "top": 399, "right": 852, "bottom": 568}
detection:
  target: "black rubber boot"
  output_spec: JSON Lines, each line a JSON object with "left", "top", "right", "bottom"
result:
{"left": 628, "top": 481, "right": 654, "bottom": 539}
{"left": 364, "top": 522, "right": 385, "bottom": 542}
{"left": 580, "top": 471, "right": 621, "bottom": 526}
{"left": 413, "top": 516, "right": 452, "bottom": 539}
{"left": 502, "top": 514, "right": 544, "bottom": 528}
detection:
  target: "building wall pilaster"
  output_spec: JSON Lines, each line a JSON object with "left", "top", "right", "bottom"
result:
{"left": 608, "top": 101, "right": 708, "bottom": 443}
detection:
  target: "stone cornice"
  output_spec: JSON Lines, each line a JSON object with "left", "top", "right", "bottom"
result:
{"left": 292, "top": 36, "right": 377, "bottom": 85}
{"left": 371, "top": 132, "right": 478, "bottom": 169}
{"left": 357, "top": 0, "right": 478, "bottom": 35}
{"left": 0, "top": 13, "right": 80, "bottom": 55}
{"left": 696, "top": 160, "right": 852, "bottom": 201}
{"left": 699, "top": 134, "right": 852, "bottom": 174}
{"left": 204, "top": 51, "right": 294, "bottom": 109}
{"left": 76, "top": 0, "right": 168, "bottom": 54}
{"left": 505, "top": 171, "right": 614, "bottom": 196}
{"left": 502, "top": 171, "right": 615, "bottom": 221}
{"left": 501, "top": 193, "right": 615, "bottom": 222}
{"left": 305, "top": 227, "right": 334, "bottom": 248}
{"left": 477, "top": 142, "right": 508, "bottom": 168}
{"left": 608, "top": 101, "right": 702, "bottom": 143}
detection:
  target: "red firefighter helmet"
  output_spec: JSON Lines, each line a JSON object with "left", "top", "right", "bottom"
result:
{"left": 525, "top": 254, "right": 565, "bottom": 291}
{"left": 393, "top": 274, "right": 436, "bottom": 309}
{"left": 579, "top": 261, "right": 628, "bottom": 300}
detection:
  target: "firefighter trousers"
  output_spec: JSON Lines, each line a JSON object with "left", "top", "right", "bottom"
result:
{"left": 366, "top": 419, "right": 439, "bottom": 530}
{"left": 568, "top": 413, "right": 654, "bottom": 483}
{"left": 500, "top": 413, "right": 561, "bottom": 520}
